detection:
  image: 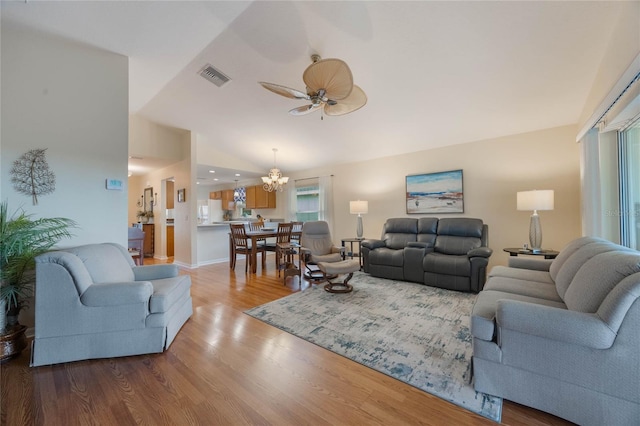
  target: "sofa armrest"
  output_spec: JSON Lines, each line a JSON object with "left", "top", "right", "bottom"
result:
{"left": 507, "top": 257, "right": 552, "bottom": 271}
{"left": 80, "top": 281, "right": 153, "bottom": 307}
{"left": 133, "top": 264, "right": 179, "bottom": 281}
{"left": 497, "top": 300, "right": 616, "bottom": 349}
{"left": 330, "top": 246, "right": 345, "bottom": 255}
{"left": 468, "top": 247, "right": 493, "bottom": 258}
{"left": 361, "top": 239, "right": 386, "bottom": 250}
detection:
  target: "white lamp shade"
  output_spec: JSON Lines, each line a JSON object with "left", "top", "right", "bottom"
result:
{"left": 517, "top": 190, "right": 554, "bottom": 211}
{"left": 350, "top": 200, "right": 368, "bottom": 215}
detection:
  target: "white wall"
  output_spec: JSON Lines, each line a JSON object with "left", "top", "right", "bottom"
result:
{"left": 1, "top": 23, "right": 129, "bottom": 247}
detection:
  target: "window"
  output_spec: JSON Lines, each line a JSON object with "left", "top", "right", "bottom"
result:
{"left": 619, "top": 117, "right": 640, "bottom": 249}
{"left": 295, "top": 185, "right": 319, "bottom": 222}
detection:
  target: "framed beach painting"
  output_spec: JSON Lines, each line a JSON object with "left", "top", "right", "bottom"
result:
{"left": 406, "top": 169, "right": 464, "bottom": 214}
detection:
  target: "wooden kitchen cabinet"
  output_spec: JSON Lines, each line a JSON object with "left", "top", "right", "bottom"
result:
{"left": 166, "top": 181, "right": 175, "bottom": 209}
{"left": 245, "top": 185, "right": 276, "bottom": 209}
{"left": 245, "top": 186, "right": 256, "bottom": 208}
{"left": 166, "top": 225, "right": 174, "bottom": 257}
{"left": 139, "top": 223, "right": 154, "bottom": 257}
{"left": 221, "top": 189, "right": 235, "bottom": 209}
{"left": 209, "top": 191, "right": 222, "bottom": 200}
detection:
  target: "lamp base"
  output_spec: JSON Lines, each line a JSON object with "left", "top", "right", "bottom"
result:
{"left": 529, "top": 211, "right": 542, "bottom": 250}
{"left": 356, "top": 215, "right": 363, "bottom": 239}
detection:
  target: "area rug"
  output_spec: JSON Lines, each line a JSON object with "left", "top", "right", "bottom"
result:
{"left": 245, "top": 272, "right": 502, "bottom": 422}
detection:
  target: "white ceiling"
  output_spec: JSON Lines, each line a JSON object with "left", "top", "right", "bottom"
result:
{"left": 1, "top": 1, "right": 630, "bottom": 181}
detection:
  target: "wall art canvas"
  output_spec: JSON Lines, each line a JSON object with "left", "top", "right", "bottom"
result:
{"left": 406, "top": 170, "right": 463, "bottom": 214}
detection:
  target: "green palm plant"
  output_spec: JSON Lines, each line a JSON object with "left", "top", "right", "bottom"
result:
{"left": 0, "top": 201, "right": 76, "bottom": 328}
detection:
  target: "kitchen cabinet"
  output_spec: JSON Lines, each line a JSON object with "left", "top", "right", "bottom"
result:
{"left": 167, "top": 181, "right": 175, "bottom": 209}
{"left": 245, "top": 185, "right": 276, "bottom": 209}
{"left": 167, "top": 225, "right": 174, "bottom": 257}
{"left": 245, "top": 186, "right": 256, "bottom": 208}
{"left": 209, "top": 191, "right": 222, "bottom": 200}
{"left": 221, "top": 189, "right": 235, "bottom": 209}
{"left": 133, "top": 223, "right": 154, "bottom": 257}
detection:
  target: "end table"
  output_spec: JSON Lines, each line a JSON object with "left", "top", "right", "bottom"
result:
{"left": 341, "top": 237, "right": 365, "bottom": 269}
{"left": 503, "top": 247, "right": 559, "bottom": 260}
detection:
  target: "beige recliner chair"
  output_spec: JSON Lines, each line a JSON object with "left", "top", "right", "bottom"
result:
{"left": 300, "top": 221, "right": 359, "bottom": 292}
{"left": 31, "top": 243, "right": 192, "bottom": 366}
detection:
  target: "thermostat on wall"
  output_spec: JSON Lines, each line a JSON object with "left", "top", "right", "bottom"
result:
{"left": 105, "top": 178, "right": 124, "bottom": 190}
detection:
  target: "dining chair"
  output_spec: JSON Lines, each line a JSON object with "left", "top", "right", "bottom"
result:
{"left": 290, "top": 221, "right": 303, "bottom": 243}
{"left": 229, "top": 223, "right": 266, "bottom": 272}
{"left": 268, "top": 222, "right": 294, "bottom": 274}
{"left": 248, "top": 221, "right": 266, "bottom": 248}
{"left": 127, "top": 226, "right": 145, "bottom": 266}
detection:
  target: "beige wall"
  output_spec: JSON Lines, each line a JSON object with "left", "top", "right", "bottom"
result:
{"left": 281, "top": 125, "right": 582, "bottom": 270}
{"left": 578, "top": 1, "right": 640, "bottom": 133}
{"left": 1, "top": 24, "right": 129, "bottom": 327}
{"left": 1, "top": 23, "right": 129, "bottom": 247}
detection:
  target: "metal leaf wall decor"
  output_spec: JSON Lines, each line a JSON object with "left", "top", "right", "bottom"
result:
{"left": 10, "top": 148, "right": 56, "bottom": 205}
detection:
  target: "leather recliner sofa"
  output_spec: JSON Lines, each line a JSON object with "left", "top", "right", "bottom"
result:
{"left": 361, "top": 217, "right": 492, "bottom": 292}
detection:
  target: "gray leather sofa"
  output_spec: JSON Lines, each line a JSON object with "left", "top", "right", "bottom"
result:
{"left": 471, "top": 236, "right": 640, "bottom": 425}
{"left": 31, "top": 243, "right": 193, "bottom": 366}
{"left": 361, "top": 217, "right": 492, "bottom": 292}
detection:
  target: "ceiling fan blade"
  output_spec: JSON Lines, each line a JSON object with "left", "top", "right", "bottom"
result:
{"left": 288, "top": 104, "right": 323, "bottom": 116}
{"left": 303, "top": 58, "right": 353, "bottom": 101}
{"left": 258, "top": 82, "right": 309, "bottom": 100}
{"left": 324, "top": 85, "right": 367, "bottom": 116}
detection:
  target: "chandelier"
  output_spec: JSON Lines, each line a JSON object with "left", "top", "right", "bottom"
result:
{"left": 261, "top": 148, "right": 289, "bottom": 192}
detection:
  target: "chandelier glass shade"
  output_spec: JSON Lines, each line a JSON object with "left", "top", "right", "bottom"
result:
{"left": 262, "top": 148, "right": 289, "bottom": 192}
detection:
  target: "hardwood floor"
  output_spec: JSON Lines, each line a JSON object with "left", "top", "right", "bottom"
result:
{"left": 1, "top": 255, "right": 573, "bottom": 425}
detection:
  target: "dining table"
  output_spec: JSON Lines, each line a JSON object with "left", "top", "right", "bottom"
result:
{"left": 238, "top": 227, "right": 302, "bottom": 273}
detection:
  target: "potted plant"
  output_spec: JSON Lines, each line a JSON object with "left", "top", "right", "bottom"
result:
{"left": 137, "top": 210, "right": 147, "bottom": 223}
{"left": 0, "top": 201, "right": 76, "bottom": 356}
{"left": 145, "top": 210, "right": 154, "bottom": 224}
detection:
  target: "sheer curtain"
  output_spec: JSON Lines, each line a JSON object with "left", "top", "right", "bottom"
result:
{"left": 318, "top": 175, "right": 334, "bottom": 233}
{"left": 286, "top": 183, "right": 297, "bottom": 222}
{"left": 580, "top": 128, "right": 603, "bottom": 237}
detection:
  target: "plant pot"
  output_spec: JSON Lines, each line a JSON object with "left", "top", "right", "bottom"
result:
{"left": 0, "top": 299, "right": 6, "bottom": 334}
{"left": 0, "top": 324, "right": 27, "bottom": 363}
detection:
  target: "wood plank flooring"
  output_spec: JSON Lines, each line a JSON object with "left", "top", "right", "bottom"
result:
{"left": 1, "top": 255, "right": 573, "bottom": 425}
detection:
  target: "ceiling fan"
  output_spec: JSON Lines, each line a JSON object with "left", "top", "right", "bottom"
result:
{"left": 259, "top": 54, "right": 367, "bottom": 118}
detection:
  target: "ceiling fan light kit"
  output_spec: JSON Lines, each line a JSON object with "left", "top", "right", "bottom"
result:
{"left": 259, "top": 54, "right": 367, "bottom": 118}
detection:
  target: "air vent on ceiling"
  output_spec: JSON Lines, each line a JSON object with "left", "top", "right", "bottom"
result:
{"left": 199, "top": 64, "right": 231, "bottom": 87}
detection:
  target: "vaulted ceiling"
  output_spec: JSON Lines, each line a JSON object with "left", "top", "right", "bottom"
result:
{"left": 1, "top": 1, "right": 630, "bottom": 182}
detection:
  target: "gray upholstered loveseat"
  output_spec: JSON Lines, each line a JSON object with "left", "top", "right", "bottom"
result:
{"left": 31, "top": 243, "right": 193, "bottom": 366}
{"left": 361, "top": 217, "right": 492, "bottom": 292}
{"left": 471, "top": 236, "right": 640, "bottom": 425}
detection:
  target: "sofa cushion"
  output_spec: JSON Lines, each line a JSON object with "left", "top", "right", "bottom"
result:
{"left": 382, "top": 218, "right": 418, "bottom": 249}
{"left": 471, "top": 290, "right": 567, "bottom": 341}
{"left": 437, "top": 218, "right": 484, "bottom": 238}
{"left": 563, "top": 251, "right": 640, "bottom": 313}
{"left": 149, "top": 275, "right": 192, "bottom": 314}
{"left": 548, "top": 236, "right": 601, "bottom": 283}
{"left": 64, "top": 244, "right": 135, "bottom": 285}
{"left": 554, "top": 241, "right": 629, "bottom": 299}
{"left": 489, "top": 265, "right": 554, "bottom": 285}
{"left": 423, "top": 252, "right": 471, "bottom": 276}
{"left": 483, "top": 276, "right": 562, "bottom": 302}
{"left": 369, "top": 247, "right": 404, "bottom": 267}
{"left": 417, "top": 218, "right": 438, "bottom": 245}
{"left": 433, "top": 235, "right": 481, "bottom": 255}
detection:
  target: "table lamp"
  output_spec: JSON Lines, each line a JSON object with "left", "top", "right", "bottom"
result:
{"left": 517, "top": 190, "right": 554, "bottom": 252}
{"left": 350, "top": 200, "right": 368, "bottom": 238}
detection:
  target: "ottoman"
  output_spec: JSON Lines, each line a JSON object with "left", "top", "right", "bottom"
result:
{"left": 317, "top": 259, "right": 360, "bottom": 293}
